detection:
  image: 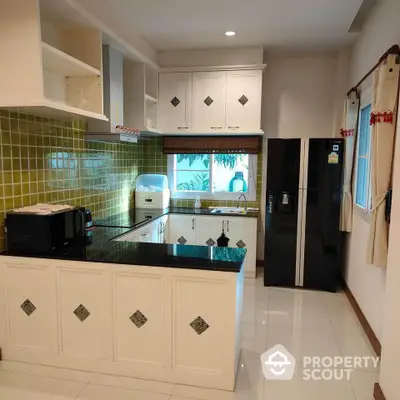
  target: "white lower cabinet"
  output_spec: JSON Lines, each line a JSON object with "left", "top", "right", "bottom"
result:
{"left": 114, "top": 271, "right": 166, "bottom": 370}
{"left": 172, "top": 274, "right": 238, "bottom": 383}
{"left": 195, "top": 216, "right": 226, "bottom": 247}
{"left": 195, "top": 215, "right": 257, "bottom": 278}
{"left": 0, "top": 260, "right": 58, "bottom": 355}
{"left": 167, "top": 214, "right": 196, "bottom": 245}
{"left": 135, "top": 224, "right": 154, "bottom": 243}
{"left": 225, "top": 217, "right": 257, "bottom": 278}
{"left": 58, "top": 268, "right": 112, "bottom": 360}
{"left": 0, "top": 257, "right": 243, "bottom": 391}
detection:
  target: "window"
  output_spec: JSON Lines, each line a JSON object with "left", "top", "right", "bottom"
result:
{"left": 355, "top": 104, "right": 372, "bottom": 211}
{"left": 168, "top": 153, "right": 257, "bottom": 200}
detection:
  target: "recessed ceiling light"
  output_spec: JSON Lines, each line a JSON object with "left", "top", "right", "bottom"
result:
{"left": 225, "top": 31, "right": 236, "bottom": 36}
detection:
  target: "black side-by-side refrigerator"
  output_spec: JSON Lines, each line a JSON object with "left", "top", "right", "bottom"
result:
{"left": 264, "top": 138, "right": 344, "bottom": 292}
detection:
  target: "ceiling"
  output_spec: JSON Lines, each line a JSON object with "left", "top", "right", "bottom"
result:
{"left": 76, "top": 0, "right": 363, "bottom": 51}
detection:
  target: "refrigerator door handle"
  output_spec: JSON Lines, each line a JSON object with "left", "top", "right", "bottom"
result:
{"left": 295, "top": 189, "right": 303, "bottom": 287}
{"left": 298, "top": 141, "right": 309, "bottom": 287}
{"left": 298, "top": 189, "right": 308, "bottom": 287}
{"left": 295, "top": 140, "right": 309, "bottom": 287}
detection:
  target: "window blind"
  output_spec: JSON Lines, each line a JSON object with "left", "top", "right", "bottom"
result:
{"left": 162, "top": 136, "right": 262, "bottom": 154}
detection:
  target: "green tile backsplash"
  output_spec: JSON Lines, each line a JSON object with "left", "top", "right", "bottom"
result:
{"left": 0, "top": 110, "right": 263, "bottom": 251}
{"left": 0, "top": 109, "right": 144, "bottom": 251}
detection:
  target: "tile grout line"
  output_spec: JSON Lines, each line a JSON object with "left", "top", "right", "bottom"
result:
{"left": 75, "top": 381, "right": 90, "bottom": 398}
{"left": 85, "top": 379, "right": 174, "bottom": 398}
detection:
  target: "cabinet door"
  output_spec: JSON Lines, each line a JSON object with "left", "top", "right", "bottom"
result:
{"left": 58, "top": 268, "right": 112, "bottom": 359}
{"left": 167, "top": 214, "right": 196, "bottom": 245}
{"left": 114, "top": 271, "right": 166, "bottom": 369}
{"left": 145, "top": 220, "right": 161, "bottom": 243}
{"left": 136, "top": 226, "right": 153, "bottom": 243}
{"left": 226, "top": 70, "right": 262, "bottom": 132}
{"left": 158, "top": 73, "right": 191, "bottom": 132}
{"left": 195, "top": 216, "right": 226, "bottom": 247}
{"left": 172, "top": 275, "right": 234, "bottom": 383}
{"left": 192, "top": 72, "right": 226, "bottom": 132}
{"left": 1, "top": 261, "right": 58, "bottom": 356}
{"left": 226, "top": 218, "right": 257, "bottom": 278}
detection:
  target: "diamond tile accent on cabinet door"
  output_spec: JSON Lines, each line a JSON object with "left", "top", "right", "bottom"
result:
{"left": 204, "top": 96, "right": 214, "bottom": 106}
{"left": 206, "top": 238, "right": 216, "bottom": 246}
{"left": 130, "top": 310, "right": 148, "bottom": 328}
{"left": 178, "top": 236, "right": 187, "bottom": 245}
{"left": 236, "top": 240, "right": 246, "bottom": 248}
{"left": 20, "top": 299, "right": 36, "bottom": 316}
{"left": 238, "top": 95, "right": 249, "bottom": 106}
{"left": 190, "top": 316, "right": 210, "bottom": 335}
{"left": 73, "top": 304, "right": 91, "bottom": 322}
{"left": 171, "top": 97, "right": 180, "bottom": 107}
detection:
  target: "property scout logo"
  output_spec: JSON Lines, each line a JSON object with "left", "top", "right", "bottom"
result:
{"left": 261, "top": 345, "right": 380, "bottom": 381}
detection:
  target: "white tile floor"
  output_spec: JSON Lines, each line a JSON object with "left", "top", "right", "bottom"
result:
{"left": 0, "top": 274, "right": 378, "bottom": 399}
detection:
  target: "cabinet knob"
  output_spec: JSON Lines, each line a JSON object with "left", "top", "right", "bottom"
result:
{"left": 210, "top": 126, "right": 223, "bottom": 130}
{"left": 228, "top": 126, "right": 240, "bottom": 130}
{"left": 227, "top": 220, "right": 230, "bottom": 232}
{"left": 177, "top": 126, "right": 189, "bottom": 130}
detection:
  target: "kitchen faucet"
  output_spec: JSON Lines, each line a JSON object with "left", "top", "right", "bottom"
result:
{"left": 236, "top": 193, "right": 248, "bottom": 211}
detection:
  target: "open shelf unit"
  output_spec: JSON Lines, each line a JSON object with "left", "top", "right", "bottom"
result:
{"left": 41, "top": 42, "right": 100, "bottom": 77}
{"left": 124, "top": 61, "right": 160, "bottom": 135}
{"left": 0, "top": 0, "right": 106, "bottom": 121}
{"left": 29, "top": 100, "right": 108, "bottom": 120}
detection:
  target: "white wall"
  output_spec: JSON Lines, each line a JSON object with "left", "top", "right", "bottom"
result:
{"left": 261, "top": 53, "right": 342, "bottom": 139}
{"left": 347, "top": 1, "right": 400, "bottom": 398}
{"left": 344, "top": 0, "right": 400, "bottom": 350}
{"left": 158, "top": 47, "right": 263, "bottom": 68}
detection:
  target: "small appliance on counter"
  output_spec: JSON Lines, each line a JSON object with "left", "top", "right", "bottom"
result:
{"left": 5, "top": 204, "right": 93, "bottom": 255}
{"left": 77, "top": 206, "right": 95, "bottom": 245}
{"left": 135, "top": 174, "right": 170, "bottom": 209}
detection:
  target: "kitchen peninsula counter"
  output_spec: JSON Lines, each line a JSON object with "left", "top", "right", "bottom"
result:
{"left": 2, "top": 226, "right": 246, "bottom": 273}
{"left": 0, "top": 226, "right": 245, "bottom": 391}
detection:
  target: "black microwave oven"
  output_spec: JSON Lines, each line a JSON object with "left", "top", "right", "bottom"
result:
{"left": 5, "top": 208, "right": 92, "bottom": 255}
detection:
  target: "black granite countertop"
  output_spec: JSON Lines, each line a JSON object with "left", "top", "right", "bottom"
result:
{"left": 1, "top": 207, "right": 256, "bottom": 273}
{"left": 170, "top": 207, "right": 259, "bottom": 218}
{"left": 95, "top": 207, "right": 259, "bottom": 229}
{"left": 2, "top": 226, "right": 246, "bottom": 273}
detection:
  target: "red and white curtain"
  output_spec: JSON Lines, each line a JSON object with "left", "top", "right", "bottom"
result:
{"left": 367, "top": 54, "right": 400, "bottom": 267}
{"left": 339, "top": 91, "right": 360, "bottom": 232}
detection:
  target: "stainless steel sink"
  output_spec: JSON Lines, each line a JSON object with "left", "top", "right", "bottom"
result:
{"left": 210, "top": 207, "right": 247, "bottom": 215}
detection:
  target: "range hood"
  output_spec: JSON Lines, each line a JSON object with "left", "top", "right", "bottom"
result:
{"left": 86, "top": 46, "right": 140, "bottom": 143}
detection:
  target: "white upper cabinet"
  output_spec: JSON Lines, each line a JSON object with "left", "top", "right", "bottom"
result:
{"left": 0, "top": 0, "right": 106, "bottom": 121}
{"left": 192, "top": 72, "right": 227, "bottom": 133}
{"left": 158, "top": 67, "right": 264, "bottom": 135}
{"left": 158, "top": 73, "right": 192, "bottom": 133}
{"left": 226, "top": 70, "right": 262, "bottom": 133}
